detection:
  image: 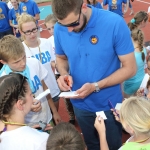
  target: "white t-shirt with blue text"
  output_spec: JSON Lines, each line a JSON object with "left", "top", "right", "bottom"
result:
{"left": 23, "top": 38, "right": 60, "bottom": 98}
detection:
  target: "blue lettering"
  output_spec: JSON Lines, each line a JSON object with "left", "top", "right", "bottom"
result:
{"left": 32, "top": 80, "right": 36, "bottom": 94}
{"left": 34, "top": 75, "right": 42, "bottom": 91}
{"left": 45, "top": 51, "right": 51, "bottom": 62}
{"left": 41, "top": 53, "right": 47, "bottom": 64}
{"left": 35, "top": 54, "right": 40, "bottom": 60}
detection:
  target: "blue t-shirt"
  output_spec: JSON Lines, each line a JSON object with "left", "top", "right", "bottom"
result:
{"left": 9, "top": 7, "right": 19, "bottom": 25}
{"left": 19, "top": 0, "right": 40, "bottom": 17}
{"left": 103, "top": 0, "right": 127, "bottom": 16}
{"left": 54, "top": 6, "right": 134, "bottom": 112}
{"left": 92, "top": 2, "right": 102, "bottom": 9}
{"left": 0, "top": 1, "right": 11, "bottom": 32}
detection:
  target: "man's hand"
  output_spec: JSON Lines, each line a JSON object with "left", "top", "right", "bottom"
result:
{"left": 75, "top": 83, "right": 95, "bottom": 99}
{"left": 63, "top": 83, "right": 95, "bottom": 99}
{"left": 31, "top": 99, "right": 42, "bottom": 112}
{"left": 57, "top": 75, "right": 73, "bottom": 91}
{"left": 32, "top": 124, "right": 53, "bottom": 131}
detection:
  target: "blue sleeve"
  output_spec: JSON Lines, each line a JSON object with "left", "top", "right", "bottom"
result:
{"left": 33, "top": 1, "right": 40, "bottom": 15}
{"left": 114, "top": 18, "right": 134, "bottom": 55}
{"left": 103, "top": 0, "right": 108, "bottom": 5}
{"left": 8, "top": 10, "right": 13, "bottom": 20}
{"left": 123, "top": 0, "right": 127, "bottom": 4}
{"left": 54, "top": 23, "right": 65, "bottom": 55}
{"left": 97, "top": 2, "right": 102, "bottom": 9}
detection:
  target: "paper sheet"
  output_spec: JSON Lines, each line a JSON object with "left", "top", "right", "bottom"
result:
{"left": 35, "top": 89, "right": 50, "bottom": 100}
{"left": 59, "top": 91, "right": 79, "bottom": 97}
{"left": 115, "top": 103, "right": 122, "bottom": 110}
{"left": 96, "top": 111, "right": 107, "bottom": 120}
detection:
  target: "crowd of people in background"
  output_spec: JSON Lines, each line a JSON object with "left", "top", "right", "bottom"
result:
{"left": 0, "top": 0, "right": 150, "bottom": 150}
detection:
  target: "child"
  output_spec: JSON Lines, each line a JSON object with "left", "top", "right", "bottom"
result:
{"left": 123, "top": 29, "right": 147, "bottom": 98}
{"left": 46, "top": 122, "right": 86, "bottom": 150}
{"left": 45, "top": 14, "right": 76, "bottom": 125}
{"left": 0, "top": 73, "right": 49, "bottom": 150}
{"left": 0, "top": 35, "right": 61, "bottom": 127}
{"left": 95, "top": 97, "right": 150, "bottom": 150}
{"left": 87, "top": 0, "right": 102, "bottom": 9}
{"left": 128, "top": 11, "right": 148, "bottom": 31}
{"left": 17, "top": 13, "right": 61, "bottom": 111}
{"left": 103, "top": 0, "right": 127, "bottom": 17}
{"left": 8, "top": 0, "right": 21, "bottom": 38}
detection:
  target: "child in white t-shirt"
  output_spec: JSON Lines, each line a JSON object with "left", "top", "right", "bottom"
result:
{"left": 94, "top": 97, "right": 150, "bottom": 150}
{"left": 0, "top": 35, "right": 61, "bottom": 126}
{"left": 0, "top": 73, "right": 49, "bottom": 150}
{"left": 44, "top": 14, "right": 76, "bottom": 125}
{"left": 18, "top": 13, "right": 60, "bottom": 111}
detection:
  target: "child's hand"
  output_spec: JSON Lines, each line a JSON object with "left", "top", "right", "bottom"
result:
{"left": 31, "top": 99, "right": 42, "bottom": 112}
{"left": 53, "top": 111, "right": 61, "bottom": 124}
{"left": 136, "top": 88, "right": 144, "bottom": 97}
{"left": 94, "top": 116, "right": 106, "bottom": 135}
{"left": 111, "top": 109, "right": 120, "bottom": 122}
{"left": 32, "top": 124, "right": 53, "bottom": 131}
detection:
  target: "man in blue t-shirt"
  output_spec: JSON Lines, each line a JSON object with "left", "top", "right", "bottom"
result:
{"left": 19, "top": 0, "right": 40, "bottom": 21}
{"left": 52, "top": 0, "right": 136, "bottom": 150}
{"left": 103, "top": 0, "right": 127, "bottom": 16}
{"left": 0, "top": 1, "right": 13, "bottom": 39}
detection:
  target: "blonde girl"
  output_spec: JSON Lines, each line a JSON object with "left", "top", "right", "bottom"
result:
{"left": 17, "top": 13, "right": 60, "bottom": 111}
{"left": 95, "top": 97, "right": 150, "bottom": 150}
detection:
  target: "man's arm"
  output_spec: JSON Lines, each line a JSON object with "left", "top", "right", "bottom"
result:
{"left": 97, "top": 52, "right": 136, "bottom": 89}
{"left": 56, "top": 55, "right": 73, "bottom": 91}
{"left": 56, "top": 55, "right": 69, "bottom": 75}
{"left": 74, "top": 52, "right": 136, "bottom": 99}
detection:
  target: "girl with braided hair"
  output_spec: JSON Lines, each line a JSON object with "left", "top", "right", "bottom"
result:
{"left": 0, "top": 73, "right": 49, "bottom": 150}
{"left": 123, "top": 29, "right": 147, "bottom": 98}
{"left": 128, "top": 11, "right": 148, "bottom": 31}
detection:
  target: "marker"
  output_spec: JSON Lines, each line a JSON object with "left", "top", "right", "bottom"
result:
{"left": 108, "top": 100, "right": 120, "bottom": 118}
{"left": 64, "top": 75, "right": 72, "bottom": 91}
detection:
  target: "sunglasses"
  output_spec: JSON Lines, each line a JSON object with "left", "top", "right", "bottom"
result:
{"left": 22, "top": 27, "right": 38, "bottom": 35}
{"left": 58, "top": 4, "right": 82, "bottom": 27}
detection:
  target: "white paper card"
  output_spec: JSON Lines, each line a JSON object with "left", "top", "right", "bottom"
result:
{"left": 35, "top": 89, "right": 50, "bottom": 100}
{"left": 96, "top": 111, "right": 107, "bottom": 120}
{"left": 59, "top": 91, "right": 79, "bottom": 97}
{"left": 115, "top": 103, "right": 122, "bottom": 110}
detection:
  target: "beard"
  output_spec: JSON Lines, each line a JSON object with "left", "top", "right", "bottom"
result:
{"left": 73, "top": 14, "right": 87, "bottom": 33}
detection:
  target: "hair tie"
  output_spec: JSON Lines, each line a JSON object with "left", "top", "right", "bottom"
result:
{"left": 130, "top": 18, "right": 135, "bottom": 24}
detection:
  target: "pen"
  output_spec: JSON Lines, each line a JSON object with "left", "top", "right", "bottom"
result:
{"left": 64, "top": 75, "right": 72, "bottom": 91}
{"left": 108, "top": 100, "right": 120, "bottom": 118}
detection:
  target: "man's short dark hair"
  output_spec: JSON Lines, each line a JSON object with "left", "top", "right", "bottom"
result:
{"left": 52, "top": 0, "right": 83, "bottom": 20}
